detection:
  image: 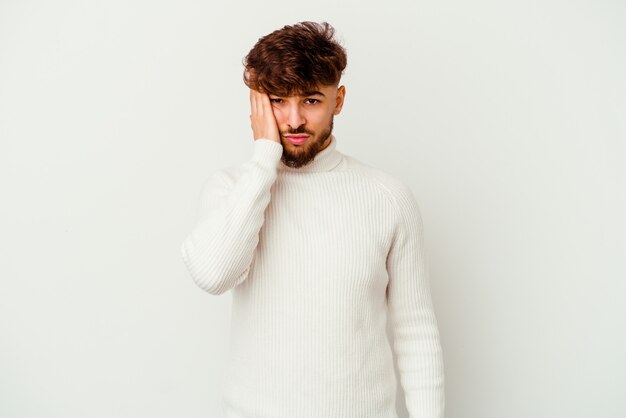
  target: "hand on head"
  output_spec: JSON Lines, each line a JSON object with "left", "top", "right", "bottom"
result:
{"left": 249, "top": 89, "right": 280, "bottom": 144}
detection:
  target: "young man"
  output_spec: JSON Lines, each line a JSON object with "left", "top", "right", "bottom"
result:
{"left": 180, "top": 21, "right": 444, "bottom": 418}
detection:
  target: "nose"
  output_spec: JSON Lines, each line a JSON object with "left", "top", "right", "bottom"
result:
{"left": 286, "top": 103, "right": 306, "bottom": 130}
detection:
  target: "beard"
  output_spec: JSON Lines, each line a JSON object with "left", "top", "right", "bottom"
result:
{"left": 280, "top": 118, "right": 334, "bottom": 169}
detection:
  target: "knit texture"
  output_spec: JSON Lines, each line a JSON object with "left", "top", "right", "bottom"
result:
{"left": 180, "top": 135, "right": 444, "bottom": 418}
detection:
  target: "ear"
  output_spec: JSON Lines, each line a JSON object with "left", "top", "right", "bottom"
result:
{"left": 334, "top": 85, "right": 346, "bottom": 115}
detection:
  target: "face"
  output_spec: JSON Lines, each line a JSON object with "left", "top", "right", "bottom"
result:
{"left": 269, "top": 84, "right": 346, "bottom": 168}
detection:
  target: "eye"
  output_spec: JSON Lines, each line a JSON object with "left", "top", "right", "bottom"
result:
{"left": 304, "top": 98, "right": 320, "bottom": 105}
{"left": 269, "top": 98, "right": 283, "bottom": 104}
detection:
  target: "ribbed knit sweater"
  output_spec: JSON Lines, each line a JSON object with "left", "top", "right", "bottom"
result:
{"left": 180, "top": 135, "right": 444, "bottom": 418}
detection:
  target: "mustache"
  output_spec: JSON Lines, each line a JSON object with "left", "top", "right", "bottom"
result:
{"left": 282, "top": 126, "right": 314, "bottom": 135}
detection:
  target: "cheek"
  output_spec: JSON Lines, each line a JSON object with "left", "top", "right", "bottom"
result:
{"left": 307, "top": 109, "right": 332, "bottom": 127}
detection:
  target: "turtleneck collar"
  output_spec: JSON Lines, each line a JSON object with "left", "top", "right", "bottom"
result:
{"left": 278, "top": 135, "right": 343, "bottom": 173}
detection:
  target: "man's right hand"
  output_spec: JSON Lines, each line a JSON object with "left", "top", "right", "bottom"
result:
{"left": 250, "top": 89, "right": 281, "bottom": 144}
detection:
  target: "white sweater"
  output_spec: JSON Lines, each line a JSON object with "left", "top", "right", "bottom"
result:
{"left": 180, "top": 135, "right": 444, "bottom": 418}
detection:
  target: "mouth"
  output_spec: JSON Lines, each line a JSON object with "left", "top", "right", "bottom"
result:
{"left": 284, "top": 134, "right": 310, "bottom": 145}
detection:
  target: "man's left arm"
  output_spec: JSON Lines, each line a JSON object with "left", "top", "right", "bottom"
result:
{"left": 386, "top": 182, "right": 445, "bottom": 418}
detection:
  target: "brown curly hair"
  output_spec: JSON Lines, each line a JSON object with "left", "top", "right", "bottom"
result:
{"left": 243, "top": 21, "right": 347, "bottom": 96}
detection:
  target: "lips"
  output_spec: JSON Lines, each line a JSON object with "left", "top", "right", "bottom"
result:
{"left": 285, "top": 135, "right": 309, "bottom": 145}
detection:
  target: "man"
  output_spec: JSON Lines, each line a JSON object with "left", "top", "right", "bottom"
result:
{"left": 180, "top": 21, "right": 444, "bottom": 418}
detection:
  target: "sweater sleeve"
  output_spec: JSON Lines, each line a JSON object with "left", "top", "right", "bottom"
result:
{"left": 385, "top": 183, "right": 445, "bottom": 418}
{"left": 180, "top": 139, "right": 283, "bottom": 295}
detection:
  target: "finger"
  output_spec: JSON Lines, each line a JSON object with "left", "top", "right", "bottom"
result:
{"left": 255, "top": 90, "right": 265, "bottom": 117}
{"left": 259, "top": 93, "right": 272, "bottom": 115}
{"left": 263, "top": 94, "right": 278, "bottom": 124}
{"left": 249, "top": 89, "right": 258, "bottom": 116}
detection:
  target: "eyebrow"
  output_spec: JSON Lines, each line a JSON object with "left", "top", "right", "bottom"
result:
{"left": 269, "top": 90, "right": 326, "bottom": 98}
{"left": 302, "top": 90, "right": 325, "bottom": 97}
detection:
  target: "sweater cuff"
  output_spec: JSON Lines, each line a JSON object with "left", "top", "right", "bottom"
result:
{"left": 251, "top": 139, "right": 283, "bottom": 168}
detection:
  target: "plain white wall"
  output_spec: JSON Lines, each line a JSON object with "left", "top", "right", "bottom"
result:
{"left": 1, "top": 0, "right": 624, "bottom": 417}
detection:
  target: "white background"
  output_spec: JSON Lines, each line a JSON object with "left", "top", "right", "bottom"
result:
{"left": 1, "top": 1, "right": 624, "bottom": 417}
